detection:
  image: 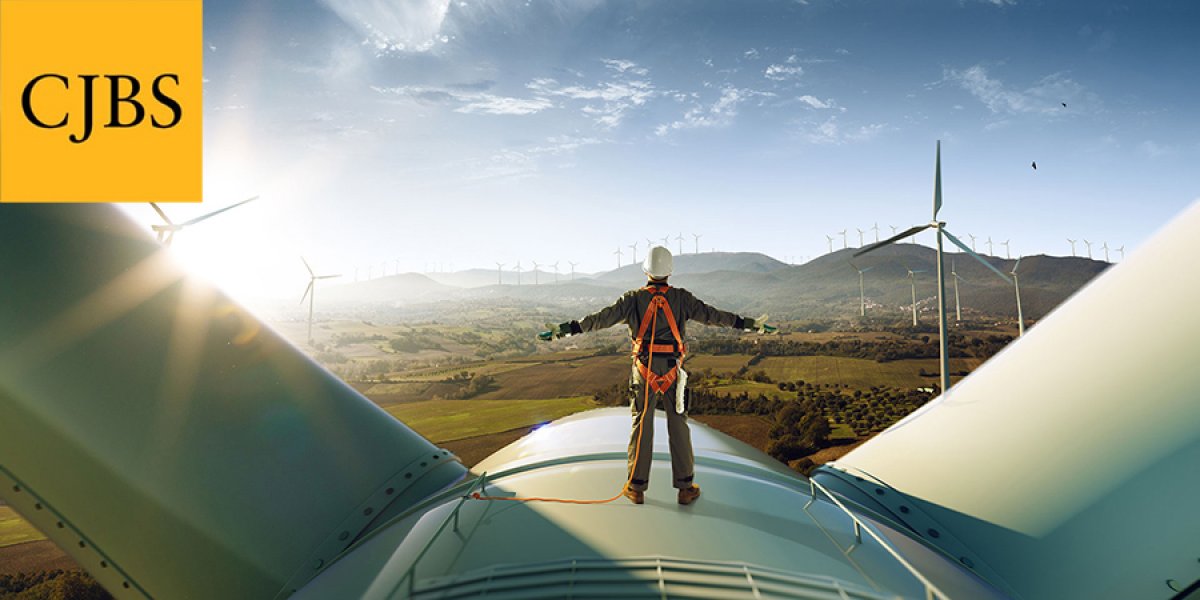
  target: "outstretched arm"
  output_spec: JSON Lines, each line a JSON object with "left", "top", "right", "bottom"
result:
{"left": 539, "top": 291, "right": 636, "bottom": 340}
{"left": 682, "top": 290, "right": 775, "bottom": 332}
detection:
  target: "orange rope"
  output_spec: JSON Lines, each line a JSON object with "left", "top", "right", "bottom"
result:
{"left": 470, "top": 302, "right": 661, "bottom": 504}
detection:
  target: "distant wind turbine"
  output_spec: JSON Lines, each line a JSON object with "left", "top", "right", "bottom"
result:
{"left": 849, "top": 262, "right": 874, "bottom": 317}
{"left": 552, "top": 262, "right": 560, "bottom": 283}
{"left": 676, "top": 233, "right": 685, "bottom": 255}
{"left": 692, "top": 233, "right": 701, "bottom": 254}
{"left": 661, "top": 235, "right": 670, "bottom": 247}
{"left": 1067, "top": 239, "right": 1077, "bottom": 257}
{"left": 614, "top": 247, "right": 623, "bottom": 269}
{"left": 1012, "top": 257, "right": 1026, "bottom": 336}
{"left": 872, "top": 222, "right": 880, "bottom": 243}
{"left": 568, "top": 261, "right": 578, "bottom": 280}
{"left": 986, "top": 237, "right": 994, "bottom": 256}
{"left": 531, "top": 260, "right": 541, "bottom": 285}
{"left": 150, "top": 195, "right": 258, "bottom": 246}
{"left": 967, "top": 233, "right": 977, "bottom": 251}
{"left": 300, "top": 257, "right": 340, "bottom": 344}
{"left": 839, "top": 229, "right": 848, "bottom": 249}
{"left": 629, "top": 242, "right": 638, "bottom": 264}
{"left": 1083, "top": 239, "right": 1093, "bottom": 259}
{"left": 514, "top": 261, "right": 522, "bottom": 286}
{"left": 1116, "top": 246, "right": 1125, "bottom": 261}
{"left": 645, "top": 238, "right": 654, "bottom": 251}
{"left": 1102, "top": 242, "right": 1110, "bottom": 263}
{"left": 1001, "top": 240, "right": 1011, "bottom": 259}
{"left": 906, "top": 269, "right": 925, "bottom": 327}
{"left": 890, "top": 225, "right": 899, "bottom": 236}
{"left": 495, "top": 262, "right": 505, "bottom": 285}
{"left": 951, "top": 260, "right": 964, "bottom": 322}
{"left": 856, "top": 228, "right": 865, "bottom": 247}
{"left": 825, "top": 235, "right": 834, "bottom": 254}
{"left": 855, "top": 141, "right": 1014, "bottom": 394}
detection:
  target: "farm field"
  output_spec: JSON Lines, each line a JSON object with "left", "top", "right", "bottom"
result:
{"left": 0, "top": 506, "right": 44, "bottom": 548}
{"left": 382, "top": 397, "right": 598, "bottom": 442}
{"left": 754, "top": 356, "right": 984, "bottom": 390}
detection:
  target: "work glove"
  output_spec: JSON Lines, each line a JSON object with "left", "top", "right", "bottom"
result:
{"left": 743, "top": 314, "right": 778, "bottom": 334}
{"left": 537, "top": 321, "right": 577, "bottom": 341}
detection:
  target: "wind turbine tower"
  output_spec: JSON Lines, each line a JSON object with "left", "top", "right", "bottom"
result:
{"left": 1002, "top": 240, "right": 1011, "bottom": 259}
{"left": 872, "top": 222, "right": 880, "bottom": 243}
{"left": 515, "top": 261, "right": 522, "bottom": 286}
{"left": 1083, "top": 239, "right": 1093, "bottom": 259}
{"left": 1012, "top": 257, "right": 1025, "bottom": 336}
{"left": 676, "top": 233, "right": 685, "bottom": 255}
{"left": 951, "top": 260, "right": 964, "bottom": 322}
{"left": 1117, "top": 246, "right": 1125, "bottom": 261}
{"left": 906, "top": 269, "right": 924, "bottom": 327}
{"left": 568, "top": 261, "right": 578, "bottom": 280}
{"left": 839, "top": 229, "right": 848, "bottom": 249}
{"left": 968, "top": 233, "right": 977, "bottom": 251}
{"left": 856, "top": 228, "right": 865, "bottom": 247}
{"left": 825, "top": 235, "right": 834, "bottom": 254}
{"left": 552, "top": 262, "right": 559, "bottom": 283}
{"left": 613, "top": 247, "right": 622, "bottom": 269}
{"left": 495, "top": 262, "right": 505, "bottom": 285}
{"left": 300, "top": 257, "right": 340, "bottom": 344}
{"left": 850, "top": 262, "right": 874, "bottom": 317}
{"left": 629, "top": 241, "right": 638, "bottom": 264}
{"left": 1067, "top": 239, "right": 1077, "bottom": 257}
{"left": 692, "top": 233, "right": 701, "bottom": 254}
{"left": 531, "top": 261, "right": 541, "bottom": 285}
{"left": 986, "top": 237, "right": 994, "bottom": 256}
{"left": 855, "top": 141, "right": 1014, "bottom": 394}
{"left": 1102, "top": 242, "right": 1110, "bottom": 263}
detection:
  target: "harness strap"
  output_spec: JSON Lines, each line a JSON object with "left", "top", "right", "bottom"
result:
{"left": 631, "top": 284, "right": 687, "bottom": 359}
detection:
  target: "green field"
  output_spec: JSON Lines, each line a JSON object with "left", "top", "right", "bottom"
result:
{"left": 0, "top": 506, "right": 44, "bottom": 548}
{"left": 685, "top": 354, "right": 753, "bottom": 373}
{"left": 705, "top": 381, "right": 792, "bottom": 400}
{"left": 754, "top": 356, "right": 983, "bottom": 390}
{"left": 384, "top": 397, "right": 598, "bottom": 442}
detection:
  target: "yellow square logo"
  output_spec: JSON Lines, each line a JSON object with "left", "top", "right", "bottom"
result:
{"left": 0, "top": 0, "right": 202, "bottom": 203}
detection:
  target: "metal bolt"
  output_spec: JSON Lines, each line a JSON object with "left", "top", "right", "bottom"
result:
{"left": 959, "top": 557, "right": 974, "bottom": 568}
{"left": 363, "top": 507, "right": 373, "bottom": 516}
{"left": 874, "top": 488, "right": 885, "bottom": 495}
{"left": 899, "top": 505, "right": 910, "bottom": 514}
{"left": 386, "top": 488, "right": 394, "bottom": 495}
{"left": 926, "top": 529, "right": 940, "bottom": 539}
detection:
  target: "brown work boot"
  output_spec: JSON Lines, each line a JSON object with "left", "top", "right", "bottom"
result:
{"left": 623, "top": 486, "right": 644, "bottom": 505}
{"left": 677, "top": 484, "right": 701, "bottom": 505}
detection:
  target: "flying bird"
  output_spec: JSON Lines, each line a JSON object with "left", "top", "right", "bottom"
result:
{"left": 1061, "top": 102, "right": 1067, "bottom": 107}
{"left": 1031, "top": 161, "right": 1037, "bottom": 170}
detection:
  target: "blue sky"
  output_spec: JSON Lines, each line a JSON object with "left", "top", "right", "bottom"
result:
{"left": 138, "top": 0, "right": 1199, "bottom": 300}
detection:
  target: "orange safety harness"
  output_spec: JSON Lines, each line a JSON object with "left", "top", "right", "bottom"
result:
{"left": 469, "top": 284, "right": 681, "bottom": 504}
{"left": 631, "top": 284, "right": 686, "bottom": 394}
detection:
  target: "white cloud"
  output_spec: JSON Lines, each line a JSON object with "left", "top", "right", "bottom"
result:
{"left": 457, "top": 95, "right": 553, "bottom": 115}
{"left": 372, "top": 85, "right": 552, "bottom": 116}
{"left": 802, "top": 116, "right": 885, "bottom": 144}
{"left": 797, "top": 95, "right": 841, "bottom": 110}
{"left": 656, "top": 86, "right": 751, "bottom": 136}
{"left": 945, "top": 65, "right": 1095, "bottom": 115}
{"left": 527, "top": 64, "right": 656, "bottom": 129}
{"left": 979, "top": 0, "right": 1016, "bottom": 5}
{"left": 744, "top": 48, "right": 760, "bottom": 60}
{"left": 1137, "top": 140, "right": 1173, "bottom": 158}
{"left": 765, "top": 64, "right": 804, "bottom": 81}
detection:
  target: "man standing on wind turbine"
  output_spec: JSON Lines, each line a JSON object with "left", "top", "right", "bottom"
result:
{"left": 539, "top": 246, "right": 775, "bottom": 505}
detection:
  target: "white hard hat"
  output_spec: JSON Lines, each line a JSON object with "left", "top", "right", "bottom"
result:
{"left": 643, "top": 245, "right": 673, "bottom": 279}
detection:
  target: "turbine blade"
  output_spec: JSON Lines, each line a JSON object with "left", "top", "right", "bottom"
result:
{"left": 317, "top": 274, "right": 341, "bottom": 279}
{"left": 180, "top": 195, "right": 259, "bottom": 227}
{"left": 943, "top": 228, "right": 1012, "bottom": 284}
{"left": 933, "top": 140, "right": 943, "bottom": 219}
{"left": 149, "top": 202, "right": 173, "bottom": 225}
{"left": 300, "top": 281, "right": 312, "bottom": 304}
{"left": 301, "top": 256, "right": 314, "bottom": 277}
{"left": 1013, "top": 257, "right": 1022, "bottom": 274}
{"left": 854, "top": 224, "right": 932, "bottom": 257}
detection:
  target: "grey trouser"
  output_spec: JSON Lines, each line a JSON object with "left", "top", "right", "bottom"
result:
{"left": 627, "top": 361, "right": 694, "bottom": 491}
